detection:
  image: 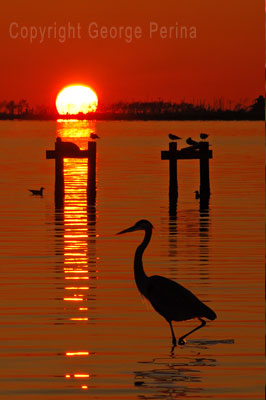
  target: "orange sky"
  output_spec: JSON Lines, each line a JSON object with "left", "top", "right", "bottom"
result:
{"left": 0, "top": 0, "right": 264, "bottom": 107}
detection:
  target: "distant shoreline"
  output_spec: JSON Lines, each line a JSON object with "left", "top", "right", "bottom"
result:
{"left": 1, "top": 96, "right": 264, "bottom": 121}
{"left": 0, "top": 112, "right": 264, "bottom": 121}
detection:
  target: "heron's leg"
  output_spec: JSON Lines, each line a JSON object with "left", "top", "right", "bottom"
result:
{"left": 178, "top": 318, "right": 206, "bottom": 345}
{"left": 169, "top": 321, "right": 177, "bottom": 347}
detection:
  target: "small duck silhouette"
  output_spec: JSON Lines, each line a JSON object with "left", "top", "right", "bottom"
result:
{"left": 200, "top": 133, "right": 208, "bottom": 140}
{"left": 29, "top": 187, "right": 45, "bottom": 196}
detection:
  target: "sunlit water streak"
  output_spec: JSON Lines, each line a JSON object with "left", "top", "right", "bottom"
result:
{"left": 0, "top": 120, "right": 264, "bottom": 399}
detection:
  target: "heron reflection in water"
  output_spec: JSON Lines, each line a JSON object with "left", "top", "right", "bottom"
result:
{"left": 117, "top": 220, "right": 216, "bottom": 347}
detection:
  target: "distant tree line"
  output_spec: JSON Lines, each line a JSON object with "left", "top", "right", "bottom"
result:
{"left": 105, "top": 96, "right": 265, "bottom": 119}
{"left": 0, "top": 99, "right": 54, "bottom": 118}
{"left": 0, "top": 95, "right": 264, "bottom": 120}
{"left": 0, "top": 99, "right": 31, "bottom": 115}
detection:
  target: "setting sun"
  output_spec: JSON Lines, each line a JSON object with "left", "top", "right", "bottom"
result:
{"left": 56, "top": 85, "right": 98, "bottom": 115}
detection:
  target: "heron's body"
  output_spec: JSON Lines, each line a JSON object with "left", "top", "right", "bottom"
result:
{"left": 169, "top": 133, "right": 182, "bottom": 140}
{"left": 28, "top": 187, "right": 44, "bottom": 196}
{"left": 118, "top": 220, "right": 216, "bottom": 346}
{"left": 144, "top": 275, "right": 215, "bottom": 322}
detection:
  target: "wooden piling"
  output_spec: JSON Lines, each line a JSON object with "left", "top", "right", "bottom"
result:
{"left": 161, "top": 138, "right": 212, "bottom": 208}
{"left": 55, "top": 138, "right": 64, "bottom": 200}
{"left": 46, "top": 137, "right": 97, "bottom": 206}
{"left": 199, "top": 142, "right": 210, "bottom": 197}
{"left": 169, "top": 142, "right": 178, "bottom": 201}
{"left": 87, "top": 141, "right": 96, "bottom": 205}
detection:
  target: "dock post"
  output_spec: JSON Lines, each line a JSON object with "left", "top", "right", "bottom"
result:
{"left": 87, "top": 141, "right": 96, "bottom": 204}
{"left": 55, "top": 138, "right": 64, "bottom": 201}
{"left": 199, "top": 141, "right": 210, "bottom": 197}
{"left": 169, "top": 142, "right": 178, "bottom": 201}
{"left": 161, "top": 137, "right": 212, "bottom": 210}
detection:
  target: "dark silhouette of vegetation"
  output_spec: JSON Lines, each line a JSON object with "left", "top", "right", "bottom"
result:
{"left": 0, "top": 96, "right": 264, "bottom": 121}
{"left": 248, "top": 95, "right": 265, "bottom": 113}
{"left": 0, "top": 99, "right": 31, "bottom": 117}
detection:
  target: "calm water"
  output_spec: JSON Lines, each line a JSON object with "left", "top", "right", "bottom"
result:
{"left": 0, "top": 120, "right": 264, "bottom": 399}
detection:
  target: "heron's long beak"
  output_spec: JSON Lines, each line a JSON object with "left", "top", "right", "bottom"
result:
{"left": 116, "top": 225, "right": 137, "bottom": 235}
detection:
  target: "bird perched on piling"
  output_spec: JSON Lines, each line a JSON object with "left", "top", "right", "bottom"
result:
{"left": 90, "top": 132, "right": 100, "bottom": 139}
{"left": 117, "top": 219, "right": 216, "bottom": 346}
{"left": 169, "top": 133, "right": 182, "bottom": 141}
{"left": 28, "top": 187, "right": 45, "bottom": 196}
{"left": 200, "top": 133, "right": 208, "bottom": 140}
{"left": 186, "top": 137, "right": 199, "bottom": 146}
{"left": 194, "top": 190, "right": 200, "bottom": 199}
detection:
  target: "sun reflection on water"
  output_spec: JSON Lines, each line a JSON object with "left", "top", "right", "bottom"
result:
{"left": 57, "top": 119, "right": 95, "bottom": 143}
{"left": 63, "top": 154, "right": 90, "bottom": 306}
{"left": 56, "top": 120, "right": 97, "bottom": 391}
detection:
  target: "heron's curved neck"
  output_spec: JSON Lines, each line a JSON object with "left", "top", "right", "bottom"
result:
{"left": 134, "top": 228, "right": 152, "bottom": 295}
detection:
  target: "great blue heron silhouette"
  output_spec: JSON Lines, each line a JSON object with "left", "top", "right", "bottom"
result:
{"left": 28, "top": 187, "right": 45, "bottom": 196}
{"left": 117, "top": 219, "right": 216, "bottom": 346}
